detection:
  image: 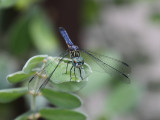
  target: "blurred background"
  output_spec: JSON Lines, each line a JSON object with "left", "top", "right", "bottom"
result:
{"left": 1, "top": 0, "right": 160, "bottom": 120}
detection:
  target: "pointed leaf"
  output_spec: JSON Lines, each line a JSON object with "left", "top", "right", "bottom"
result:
{"left": 29, "top": 10, "right": 59, "bottom": 53}
{"left": 0, "top": 0, "right": 18, "bottom": 8}
{"left": 22, "top": 55, "right": 47, "bottom": 73}
{"left": 40, "top": 108, "right": 86, "bottom": 120}
{"left": 52, "top": 80, "right": 88, "bottom": 92}
{"left": 7, "top": 71, "right": 34, "bottom": 83}
{"left": 42, "top": 88, "right": 81, "bottom": 109}
{"left": 8, "top": 14, "right": 31, "bottom": 55}
{"left": 0, "top": 87, "right": 27, "bottom": 103}
{"left": 15, "top": 111, "right": 32, "bottom": 120}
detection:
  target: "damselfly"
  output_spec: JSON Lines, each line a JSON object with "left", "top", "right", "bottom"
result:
{"left": 28, "top": 27, "right": 131, "bottom": 92}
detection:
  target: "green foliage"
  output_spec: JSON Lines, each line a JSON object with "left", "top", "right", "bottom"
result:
{"left": 15, "top": 0, "right": 39, "bottom": 10}
{"left": 5, "top": 7, "right": 59, "bottom": 56}
{"left": 7, "top": 71, "right": 35, "bottom": 83}
{"left": 45, "top": 57, "right": 91, "bottom": 84}
{"left": 52, "top": 80, "right": 88, "bottom": 92}
{"left": 15, "top": 111, "right": 33, "bottom": 120}
{"left": 106, "top": 83, "right": 140, "bottom": 114}
{"left": 0, "top": 87, "right": 27, "bottom": 103}
{"left": 7, "top": 13, "right": 32, "bottom": 56}
{"left": 40, "top": 108, "right": 86, "bottom": 120}
{"left": 42, "top": 88, "right": 82, "bottom": 109}
{"left": 0, "top": 0, "right": 18, "bottom": 8}
{"left": 150, "top": 12, "right": 160, "bottom": 24}
{"left": 7, "top": 55, "right": 47, "bottom": 83}
{"left": 3, "top": 55, "right": 90, "bottom": 119}
{"left": 0, "top": 54, "right": 16, "bottom": 89}
{"left": 82, "top": 0, "right": 100, "bottom": 25}
{"left": 22, "top": 55, "right": 47, "bottom": 73}
{"left": 29, "top": 10, "right": 59, "bottom": 54}
{"left": 113, "top": 0, "right": 134, "bottom": 5}
{"left": 80, "top": 72, "right": 110, "bottom": 95}
{"left": 0, "top": 0, "right": 39, "bottom": 9}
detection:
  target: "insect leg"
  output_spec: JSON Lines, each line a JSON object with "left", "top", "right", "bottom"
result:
{"left": 79, "top": 68, "right": 83, "bottom": 80}
{"left": 74, "top": 67, "right": 77, "bottom": 79}
{"left": 65, "top": 61, "right": 71, "bottom": 74}
{"left": 70, "top": 66, "right": 73, "bottom": 81}
{"left": 38, "top": 51, "right": 69, "bottom": 91}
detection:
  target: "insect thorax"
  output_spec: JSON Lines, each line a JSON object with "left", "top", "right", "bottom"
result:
{"left": 70, "top": 50, "right": 80, "bottom": 58}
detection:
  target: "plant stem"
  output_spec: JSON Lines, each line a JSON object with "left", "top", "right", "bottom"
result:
{"left": 32, "top": 95, "right": 37, "bottom": 120}
{"left": 30, "top": 62, "right": 46, "bottom": 120}
{"left": 32, "top": 95, "right": 36, "bottom": 111}
{"left": 31, "top": 76, "right": 41, "bottom": 113}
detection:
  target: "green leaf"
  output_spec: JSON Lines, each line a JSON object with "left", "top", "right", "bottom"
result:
{"left": 18, "top": 56, "right": 91, "bottom": 92}
{"left": 45, "top": 57, "right": 91, "bottom": 84}
{"left": 15, "top": 111, "right": 32, "bottom": 120}
{"left": 8, "top": 14, "right": 31, "bottom": 56}
{"left": 80, "top": 72, "right": 110, "bottom": 96}
{"left": 44, "top": 57, "right": 91, "bottom": 91}
{"left": 0, "top": 53, "right": 16, "bottom": 89}
{"left": 150, "top": 12, "right": 160, "bottom": 24}
{"left": 0, "top": 0, "right": 18, "bottom": 8}
{"left": 52, "top": 80, "right": 88, "bottom": 92}
{"left": 82, "top": 0, "right": 100, "bottom": 25}
{"left": 15, "top": 111, "right": 41, "bottom": 120}
{"left": 106, "top": 83, "right": 141, "bottom": 114}
{"left": 29, "top": 9, "right": 59, "bottom": 53}
{"left": 42, "top": 88, "right": 82, "bottom": 109}
{"left": 15, "top": 0, "right": 38, "bottom": 10}
{"left": 7, "top": 71, "right": 34, "bottom": 83}
{"left": 22, "top": 55, "right": 48, "bottom": 73}
{"left": 0, "top": 87, "right": 27, "bottom": 103}
{"left": 40, "top": 108, "right": 86, "bottom": 120}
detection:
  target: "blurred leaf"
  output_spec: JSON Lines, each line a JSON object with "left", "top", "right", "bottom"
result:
{"left": 0, "top": 0, "right": 18, "bottom": 8}
{"left": 8, "top": 13, "right": 31, "bottom": 56}
{"left": 80, "top": 72, "right": 110, "bottom": 95}
{"left": 7, "top": 71, "right": 34, "bottom": 83}
{"left": 29, "top": 9, "right": 59, "bottom": 53}
{"left": 0, "top": 87, "right": 27, "bottom": 103}
{"left": 42, "top": 88, "right": 82, "bottom": 109}
{"left": 82, "top": 0, "right": 100, "bottom": 25}
{"left": 80, "top": 51, "right": 122, "bottom": 95}
{"left": 97, "top": 115, "right": 109, "bottom": 120}
{"left": 15, "top": 111, "right": 32, "bottom": 120}
{"left": 52, "top": 80, "right": 88, "bottom": 92}
{"left": 22, "top": 55, "right": 47, "bottom": 73}
{"left": 15, "top": 0, "right": 38, "bottom": 10}
{"left": 106, "top": 84, "right": 140, "bottom": 114}
{"left": 113, "top": 0, "right": 134, "bottom": 5}
{"left": 40, "top": 108, "right": 86, "bottom": 120}
{"left": 0, "top": 54, "right": 16, "bottom": 88}
{"left": 150, "top": 12, "right": 160, "bottom": 24}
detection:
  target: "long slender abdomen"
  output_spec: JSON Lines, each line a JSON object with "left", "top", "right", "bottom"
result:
{"left": 59, "top": 27, "right": 74, "bottom": 46}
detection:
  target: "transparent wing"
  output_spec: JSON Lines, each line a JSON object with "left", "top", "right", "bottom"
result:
{"left": 38, "top": 50, "right": 69, "bottom": 90}
{"left": 28, "top": 50, "right": 69, "bottom": 92}
{"left": 28, "top": 61, "right": 48, "bottom": 93}
{"left": 80, "top": 49, "right": 131, "bottom": 83}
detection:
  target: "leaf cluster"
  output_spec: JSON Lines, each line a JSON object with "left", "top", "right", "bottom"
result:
{"left": 0, "top": 55, "right": 92, "bottom": 120}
